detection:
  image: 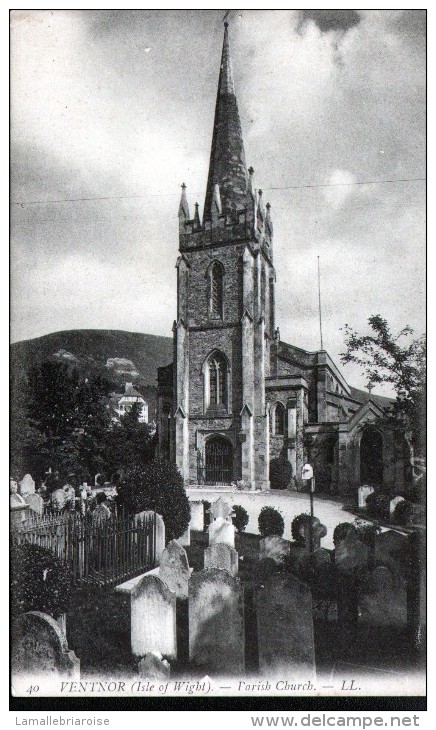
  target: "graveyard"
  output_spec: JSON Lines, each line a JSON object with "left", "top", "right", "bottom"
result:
{"left": 11, "top": 475, "right": 426, "bottom": 695}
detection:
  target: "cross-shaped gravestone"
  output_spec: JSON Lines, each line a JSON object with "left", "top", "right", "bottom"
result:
{"left": 209, "top": 497, "right": 233, "bottom": 522}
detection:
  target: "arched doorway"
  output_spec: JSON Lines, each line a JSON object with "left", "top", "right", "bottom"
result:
{"left": 360, "top": 427, "right": 383, "bottom": 486}
{"left": 205, "top": 436, "right": 233, "bottom": 485}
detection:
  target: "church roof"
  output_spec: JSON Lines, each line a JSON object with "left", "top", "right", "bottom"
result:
{"left": 203, "top": 23, "right": 248, "bottom": 221}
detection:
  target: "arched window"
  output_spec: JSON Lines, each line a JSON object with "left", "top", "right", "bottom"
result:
{"left": 204, "top": 351, "right": 228, "bottom": 412}
{"left": 209, "top": 261, "right": 224, "bottom": 318}
{"left": 274, "top": 402, "right": 286, "bottom": 436}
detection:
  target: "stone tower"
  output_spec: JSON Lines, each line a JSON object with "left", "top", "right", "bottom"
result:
{"left": 172, "top": 23, "right": 275, "bottom": 490}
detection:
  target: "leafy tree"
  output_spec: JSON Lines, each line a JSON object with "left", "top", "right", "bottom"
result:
{"left": 116, "top": 460, "right": 191, "bottom": 541}
{"left": 12, "top": 361, "right": 114, "bottom": 483}
{"left": 341, "top": 315, "right": 426, "bottom": 476}
{"left": 105, "top": 403, "right": 156, "bottom": 477}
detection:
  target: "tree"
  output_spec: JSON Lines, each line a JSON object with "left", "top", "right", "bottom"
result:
{"left": 12, "top": 361, "right": 114, "bottom": 483}
{"left": 105, "top": 403, "right": 156, "bottom": 478}
{"left": 341, "top": 315, "right": 426, "bottom": 481}
{"left": 116, "top": 460, "right": 191, "bottom": 541}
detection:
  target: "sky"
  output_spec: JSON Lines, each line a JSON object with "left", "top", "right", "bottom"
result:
{"left": 10, "top": 9, "right": 426, "bottom": 393}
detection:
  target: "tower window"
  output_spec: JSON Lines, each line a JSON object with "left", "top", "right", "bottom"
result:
{"left": 204, "top": 351, "right": 228, "bottom": 412}
{"left": 209, "top": 261, "right": 224, "bottom": 318}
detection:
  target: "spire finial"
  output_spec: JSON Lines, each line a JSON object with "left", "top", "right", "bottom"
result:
{"left": 178, "top": 182, "right": 189, "bottom": 220}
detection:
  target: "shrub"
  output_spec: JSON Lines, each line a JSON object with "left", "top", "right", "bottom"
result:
{"left": 333, "top": 522, "right": 356, "bottom": 547}
{"left": 116, "top": 460, "right": 190, "bottom": 541}
{"left": 258, "top": 506, "right": 284, "bottom": 537}
{"left": 291, "top": 513, "right": 312, "bottom": 545}
{"left": 11, "top": 543, "right": 72, "bottom": 618}
{"left": 393, "top": 499, "right": 414, "bottom": 525}
{"left": 269, "top": 456, "right": 293, "bottom": 490}
{"left": 232, "top": 504, "right": 249, "bottom": 533}
{"left": 354, "top": 518, "right": 381, "bottom": 547}
{"left": 365, "top": 491, "right": 390, "bottom": 521}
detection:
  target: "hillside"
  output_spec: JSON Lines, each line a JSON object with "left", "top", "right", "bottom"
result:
{"left": 10, "top": 329, "right": 174, "bottom": 416}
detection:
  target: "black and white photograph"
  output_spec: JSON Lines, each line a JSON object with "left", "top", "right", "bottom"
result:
{"left": 10, "top": 8, "right": 426, "bottom": 710}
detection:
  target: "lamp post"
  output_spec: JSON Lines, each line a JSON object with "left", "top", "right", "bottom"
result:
{"left": 301, "top": 463, "right": 315, "bottom": 554}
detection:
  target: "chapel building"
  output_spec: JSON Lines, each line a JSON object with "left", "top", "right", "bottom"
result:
{"left": 157, "top": 24, "right": 410, "bottom": 494}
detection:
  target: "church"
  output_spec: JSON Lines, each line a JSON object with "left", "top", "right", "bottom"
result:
{"left": 157, "top": 24, "right": 409, "bottom": 495}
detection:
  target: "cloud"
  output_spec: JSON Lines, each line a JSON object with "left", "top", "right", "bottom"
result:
{"left": 10, "top": 10, "right": 425, "bottom": 396}
{"left": 299, "top": 9, "right": 361, "bottom": 34}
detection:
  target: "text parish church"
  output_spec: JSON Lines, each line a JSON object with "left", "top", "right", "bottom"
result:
{"left": 157, "top": 24, "right": 409, "bottom": 494}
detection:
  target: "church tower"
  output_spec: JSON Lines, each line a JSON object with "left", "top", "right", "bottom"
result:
{"left": 169, "top": 23, "right": 275, "bottom": 490}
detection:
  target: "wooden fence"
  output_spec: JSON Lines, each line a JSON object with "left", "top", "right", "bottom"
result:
{"left": 11, "top": 509, "right": 157, "bottom": 588}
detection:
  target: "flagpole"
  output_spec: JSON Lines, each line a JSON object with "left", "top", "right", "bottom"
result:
{"left": 317, "top": 255, "right": 323, "bottom": 350}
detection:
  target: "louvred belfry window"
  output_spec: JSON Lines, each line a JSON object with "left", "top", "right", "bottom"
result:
{"left": 210, "top": 262, "right": 224, "bottom": 318}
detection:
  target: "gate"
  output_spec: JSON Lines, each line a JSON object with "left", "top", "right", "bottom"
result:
{"left": 204, "top": 436, "right": 233, "bottom": 485}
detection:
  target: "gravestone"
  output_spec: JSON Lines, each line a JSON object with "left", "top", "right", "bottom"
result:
{"left": 12, "top": 611, "right": 80, "bottom": 678}
{"left": 204, "top": 543, "right": 238, "bottom": 577}
{"left": 138, "top": 652, "right": 170, "bottom": 680}
{"left": 25, "top": 493, "right": 44, "bottom": 517}
{"left": 259, "top": 536, "right": 290, "bottom": 566}
{"left": 131, "top": 574, "right": 177, "bottom": 659}
{"left": 358, "top": 485, "right": 374, "bottom": 509}
{"left": 189, "top": 568, "right": 244, "bottom": 674}
{"left": 208, "top": 518, "right": 235, "bottom": 548}
{"left": 19, "top": 474, "right": 35, "bottom": 496}
{"left": 359, "top": 565, "right": 407, "bottom": 627}
{"left": 177, "top": 528, "right": 191, "bottom": 547}
{"left": 189, "top": 501, "right": 204, "bottom": 531}
{"left": 51, "top": 488, "right": 67, "bottom": 511}
{"left": 390, "top": 495, "right": 405, "bottom": 517}
{"left": 159, "top": 540, "right": 190, "bottom": 598}
{"left": 10, "top": 481, "right": 28, "bottom": 527}
{"left": 256, "top": 573, "right": 315, "bottom": 678}
{"left": 135, "top": 511, "right": 166, "bottom": 561}
{"left": 209, "top": 497, "right": 233, "bottom": 521}
{"left": 334, "top": 532, "right": 370, "bottom": 575}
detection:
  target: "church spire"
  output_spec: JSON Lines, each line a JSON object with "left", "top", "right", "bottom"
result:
{"left": 203, "top": 22, "right": 248, "bottom": 221}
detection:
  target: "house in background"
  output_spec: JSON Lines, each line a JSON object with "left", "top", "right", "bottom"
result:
{"left": 111, "top": 382, "right": 149, "bottom": 423}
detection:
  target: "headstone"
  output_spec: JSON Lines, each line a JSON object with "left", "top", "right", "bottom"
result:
{"left": 177, "top": 527, "right": 191, "bottom": 547}
{"left": 135, "top": 511, "right": 166, "bottom": 561}
{"left": 19, "top": 474, "right": 35, "bottom": 496}
{"left": 374, "top": 530, "right": 409, "bottom": 584}
{"left": 24, "top": 493, "right": 44, "bottom": 517}
{"left": 138, "top": 652, "right": 170, "bottom": 680}
{"left": 189, "top": 501, "right": 204, "bottom": 531}
{"left": 299, "top": 517, "right": 327, "bottom": 551}
{"left": 390, "top": 495, "right": 405, "bottom": 517}
{"left": 259, "top": 536, "right": 290, "bottom": 566}
{"left": 335, "top": 531, "right": 370, "bottom": 574}
{"left": 10, "top": 480, "right": 28, "bottom": 526}
{"left": 209, "top": 497, "right": 233, "bottom": 521}
{"left": 51, "top": 488, "right": 67, "bottom": 511}
{"left": 204, "top": 543, "right": 238, "bottom": 577}
{"left": 12, "top": 611, "right": 80, "bottom": 678}
{"left": 189, "top": 568, "right": 244, "bottom": 674}
{"left": 208, "top": 517, "right": 235, "bottom": 547}
{"left": 131, "top": 574, "right": 177, "bottom": 659}
{"left": 257, "top": 573, "right": 315, "bottom": 679}
{"left": 359, "top": 565, "right": 407, "bottom": 627}
{"left": 358, "top": 485, "right": 375, "bottom": 509}
{"left": 159, "top": 540, "right": 190, "bottom": 599}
